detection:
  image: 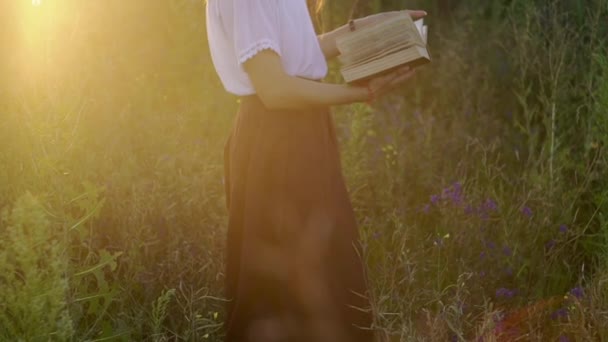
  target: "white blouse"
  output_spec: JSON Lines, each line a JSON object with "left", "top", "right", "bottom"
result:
{"left": 206, "top": 0, "right": 328, "bottom": 96}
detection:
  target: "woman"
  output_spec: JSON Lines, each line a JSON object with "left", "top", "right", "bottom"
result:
{"left": 205, "top": 1, "right": 426, "bottom": 341}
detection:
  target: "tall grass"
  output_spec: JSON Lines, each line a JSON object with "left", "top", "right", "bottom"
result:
{"left": 0, "top": 0, "right": 606, "bottom": 340}
{"left": 0, "top": 193, "right": 73, "bottom": 340}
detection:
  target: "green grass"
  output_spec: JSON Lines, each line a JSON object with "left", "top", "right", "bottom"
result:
{"left": 0, "top": 0, "right": 607, "bottom": 340}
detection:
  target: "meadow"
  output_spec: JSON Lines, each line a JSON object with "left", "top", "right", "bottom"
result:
{"left": 1, "top": 0, "right": 607, "bottom": 340}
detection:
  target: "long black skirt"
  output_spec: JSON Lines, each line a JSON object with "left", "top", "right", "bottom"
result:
{"left": 223, "top": 95, "right": 374, "bottom": 342}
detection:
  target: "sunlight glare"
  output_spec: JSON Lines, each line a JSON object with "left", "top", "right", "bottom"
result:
{"left": 32, "top": 0, "right": 42, "bottom": 6}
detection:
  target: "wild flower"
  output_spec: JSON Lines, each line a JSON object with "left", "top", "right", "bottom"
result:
{"left": 430, "top": 194, "right": 440, "bottom": 205}
{"left": 451, "top": 182, "right": 464, "bottom": 204}
{"left": 447, "top": 182, "right": 464, "bottom": 205}
{"left": 545, "top": 239, "right": 556, "bottom": 250}
{"left": 569, "top": 287, "right": 584, "bottom": 299}
{"left": 502, "top": 246, "right": 513, "bottom": 257}
{"left": 486, "top": 241, "right": 496, "bottom": 250}
{"left": 453, "top": 181, "right": 462, "bottom": 193}
{"left": 495, "top": 287, "right": 517, "bottom": 298}
{"left": 521, "top": 206, "right": 533, "bottom": 217}
{"left": 483, "top": 198, "right": 498, "bottom": 212}
{"left": 558, "top": 335, "right": 570, "bottom": 342}
{"left": 551, "top": 308, "right": 568, "bottom": 320}
{"left": 559, "top": 224, "right": 568, "bottom": 233}
{"left": 422, "top": 204, "right": 430, "bottom": 213}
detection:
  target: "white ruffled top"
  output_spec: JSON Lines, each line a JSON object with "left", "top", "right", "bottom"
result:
{"left": 206, "top": 0, "right": 328, "bottom": 96}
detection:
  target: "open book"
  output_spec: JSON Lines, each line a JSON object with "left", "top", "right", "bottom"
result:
{"left": 336, "top": 13, "right": 430, "bottom": 83}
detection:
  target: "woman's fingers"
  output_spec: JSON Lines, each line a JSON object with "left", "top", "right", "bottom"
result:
{"left": 395, "top": 65, "right": 411, "bottom": 74}
{"left": 361, "top": 10, "right": 427, "bottom": 28}
{"left": 369, "top": 66, "right": 416, "bottom": 96}
{"left": 381, "top": 10, "right": 427, "bottom": 20}
{"left": 379, "top": 66, "right": 410, "bottom": 83}
{"left": 390, "top": 69, "right": 416, "bottom": 86}
{"left": 406, "top": 10, "right": 428, "bottom": 20}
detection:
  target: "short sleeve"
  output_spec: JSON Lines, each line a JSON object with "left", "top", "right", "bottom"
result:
{"left": 232, "top": 0, "right": 281, "bottom": 66}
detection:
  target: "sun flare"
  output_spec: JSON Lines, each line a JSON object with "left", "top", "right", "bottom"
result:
{"left": 32, "top": 0, "right": 41, "bottom": 6}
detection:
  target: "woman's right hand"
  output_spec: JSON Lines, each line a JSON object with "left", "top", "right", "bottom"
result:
{"left": 366, "top": 65, "right": 417, "bottom": 100}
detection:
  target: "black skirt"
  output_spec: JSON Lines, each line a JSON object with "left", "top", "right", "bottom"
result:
{"left": 223, "top": 95, "right": 374, "bottom": 342}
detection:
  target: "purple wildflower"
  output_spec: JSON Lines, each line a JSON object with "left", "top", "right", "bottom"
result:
{"left": 570, "top": 287, "right": 584, "bottom": 299}
{"left": 486, "top": 241, "right": 496, "bottom": 250}
{"left": 430, "top": 194, "right": 440, "bottom": 205}
{"left": 545, "top": 239, "right": 556, "bottom": 250}
{"left": 440, "top": 182, "right": 464, "bottom": 205}
{"left": 484, "top": 198, "right": 498, "bottom": 212}
{"left": 480, "top": 251, "right": 486, "bottom": 259}
{"left": 372, "top": 232, "right": 382, "bottom": 240}
{"left": 551, "top": 308, "right": 568, "bottom": 320}
{"left": 558, "top": 335, "right": 570, "bottom": 342}
{"left": 521, "top": 206, "right": 533, "bottom": 217}
{"left": 559, "top": 224, "right": 568, "bottom": 233}
{"left": 502, "top": 246, "right": 513, "bottom": 257}
{"left": 441, "top": 188, "right": 450, "bottom": 200}
{"left": 479, "top": 271, "right": 486, "bottom": 277}
{"left": 495, "top": 287, "right": 517, "bottom": 298}
{"left": 450, "top": 182, "right": 464, "bottom": 205}
{"left": 422, "top": 204, "right": 430, "bottom": 213}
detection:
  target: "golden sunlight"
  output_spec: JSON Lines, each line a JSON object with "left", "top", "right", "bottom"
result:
{"left": 13, "top": 0, "right": 75, "bottom": 83}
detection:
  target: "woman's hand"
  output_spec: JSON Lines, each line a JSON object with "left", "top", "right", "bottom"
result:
{"left": 356, "top": 10, "right": 427, "bottom": 29}
{"left": 366, "top": 65, "right": 417, "bottom": 100}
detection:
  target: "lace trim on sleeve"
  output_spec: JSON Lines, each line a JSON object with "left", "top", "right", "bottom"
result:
{"left": 237, "top": 38, "right": 281, "bottom": 65}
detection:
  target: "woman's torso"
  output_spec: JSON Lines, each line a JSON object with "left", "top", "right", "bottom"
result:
{"left": 206, "top": 0, "right": 328, "bottom": 96}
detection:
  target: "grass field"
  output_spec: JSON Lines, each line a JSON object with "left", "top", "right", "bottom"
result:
{"left": 1, "top": 0, "right": 607, "bottom": 340}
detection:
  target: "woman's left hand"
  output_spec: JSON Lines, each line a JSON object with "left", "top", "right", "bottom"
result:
{"left": 357, "top": 10, "right": 427, "bottom": 28}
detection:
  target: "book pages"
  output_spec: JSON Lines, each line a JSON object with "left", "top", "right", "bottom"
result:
{"left": 422, "top": 26, "right": 428, "bottom": 44}
{"left": 342, "top": 41, "right": 413, "bottom": 68}
{"left": 336, "top": 13, "right": 417, "bottom": 54}
{"left": 338, "top": 31, "right": 418, "bottom": 65}
{"left": 337, "top": 12, "right": 431, "bottom": 83}
{"left": 342, "top": 46, "right": 430, "bottom": 83}
{"left": 415, "top": 19, "right": 423, "bottom": 34}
